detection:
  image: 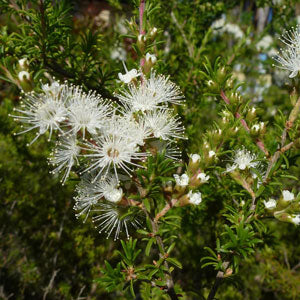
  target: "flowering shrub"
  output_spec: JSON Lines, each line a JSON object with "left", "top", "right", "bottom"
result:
{"left": 1, "top": 0, "right": 300, "bottom": 299}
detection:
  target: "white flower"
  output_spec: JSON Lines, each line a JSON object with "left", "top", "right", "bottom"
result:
{"left": 65, "top": 85, "right": 112, "bottom": 139}
{"left": 145, "top": 53, "right": 157, "bottom": 64}
{"left": 190, "top": 154, "right": 200, "bottom": 163}
{"left": 211, "top": 15, "right": 226, "bottom": 29}
{"left": 93, "top": 202, "right": 142, "bottom": 240}
{"left": 118, "top": 61, "right": 141, "bottom": 84}
{"left": 256, "top": 35, "right": 273, "bottom": 51}
{"left": 273, "top": 26, "right": 300, "bottom": 78}
{"left": 10, "top": 91, "right": 67, "bottom": 145}
{"left": 49, "top": 135, "right": 80, "bottom": 185}
{"left": 143, "top": 109, "right": 185, "bottom": 141}
{"left": 111, "top": 47, "right": 127, "bottom": 61}
{"left": 82, "top": 135, "right": 147, "bottom": 181}
{"left": 224, "top": 23, "right": 244, "bottom": 39}
{"left": 208, "top": 150, "right": 216, "bottom": 158}
{"left": 263, "top": 198, "right": 277, "bottom": 209}
{"left": 42, "top": 81, "right": 62, "bottom": 96}
{"left": 103, "top": 112, "right": 150, "bottom": 146}
{"left": 282, "top": 190, "right": 294, "bottom": 201}
{"left": 291, "top": 214, "right": 300, "bottom": 225}
{"left": 252, "top": 124, "right": 260, "bottom": 131}
{"left": 173, "top": 173, "right": 189, "bottom": 187}
{"left": 74, "top": 174, "right": 121, "bottom": 222}
{"left": 197, "top": 172, "right": 210, "bottom": 183}
{"left": 116, "top": 72, "right": 184, "bottom": 112}
{"left": 18, "top": 71, "right": 30, "bottom": 81}
{"left": 187, "top": 190, "right": 202, "bottom": 205}
{"left": 226, "top": 148, "right": 259, "bottom": 172}
{"left": 18, "top": 58, "right": 28, "bottom": 68}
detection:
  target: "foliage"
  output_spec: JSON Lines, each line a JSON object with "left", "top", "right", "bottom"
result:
{"left": 1, "top": 0, "right": 300, "bottom": 299}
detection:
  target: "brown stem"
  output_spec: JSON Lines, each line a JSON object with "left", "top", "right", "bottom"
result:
{"left": 143, "top": 209, "right": 178, "bottom": 300}
{"left": 154, "top": 199, "right": 178, "bottom": 223}
{"left": 207, "top": 261, "right": 230, "bottom": 300}
{"left": 264, "top": 97, "right": 300, "bottom": 183}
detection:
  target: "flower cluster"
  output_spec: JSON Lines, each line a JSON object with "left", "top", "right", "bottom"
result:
{"left": 273, "top": 25, "right": 300, "bottom": 78}
{"left": 10, "top": 67, "right": 185, "bottom": 239}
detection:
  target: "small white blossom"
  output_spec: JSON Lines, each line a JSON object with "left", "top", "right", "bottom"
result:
{"left": 252, "top": 124, "right": 260, "bottom": 131}
{"left": 49, "top": 135, "right": 80, "bottom": 185}
{"left": 263, "top": 198, "right": 277, "bottom": 209}
{"left": 190, "top": 154, "right": 200, "bottom": 163}
{"left": 18, "top": 70, "right": 30, "bottom": 81}
{"left": 256, "top": 35, "right": 273, "bottom": 51}
{"left": 187, "top": 190, "right": 202, "bottom": 205}
{"left": 143, "top": 109, "right": 185, "bottom": 141}
{"left": 197, "top": 172, "right": 210, "bottom": 183}
{"left": 273, "top": 26, "right": 300, "bottom": 78}
{"left": 116, "top": 72, "right": 184, "bottom": 112}
{"left": 282, "top": 190, "right": 294, "bottom": 201}
{"left": 10, "top": 91, "right": 67, "bottom": 145}
{"left": 82, "top": 135, "right": 147, "bottom": 181}
{"left": 74, "top": 174, "right": 122, "bottom": 223}
{"left": 291, "top": 214, "right": 300, "bottom": 225}
{"left": 18, "top": 58, "right": 28, "bottom": 68}
{"left": 226, "top": 148, "right": 259, "bottom": 172}
{"left": 93, "top": 202, "right": 142, "bottom": 240}
{"left": 65, "top": 85, "right": 112, "bottom": 139}
{"left": 209, "top": 150, "right": 216, "bottom": 158}
{"left": 145, "top": 53, "right": 157, "bottom": 64}
{"left": 118, "top": 61, "right": 141, "bottom": 84}
{"left": 42, "top": 81, "right": 62, "bottom": 96}
{"left": 173, "top": 173, "right": 189, "bottom": 187}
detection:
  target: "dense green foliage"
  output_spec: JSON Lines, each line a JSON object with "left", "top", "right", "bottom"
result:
{"left": 1, "top": 0, "right": 300, "bottom": 299}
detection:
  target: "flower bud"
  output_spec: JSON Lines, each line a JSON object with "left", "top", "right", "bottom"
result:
{"left": 173, "top": 173, "right": 189, "bottom": 192}
{"left": 18, "top": 58, "right": 28, "bottom": 69}
{"left": 188, "top": 153, "right": 200, "bottom": 172}
{"left": 246, "top": 107, "right": 256, "bottom": 122}
{"left": 278, "top": 190, "right": 295, "bottom": 208}
{"left": 263, "top": 198, "right": 277, "bottom": 210}
{"left": 137, "top": 34, "right": 146, "bottom": 52}
{"left": 150, "top": 27, "right": 158, "bottom": 39}
{"left": 206, "top": 80, "right": 219, "bottom": 93}
{"left": 143, "top": 53, "right": 157, "bottom": 73}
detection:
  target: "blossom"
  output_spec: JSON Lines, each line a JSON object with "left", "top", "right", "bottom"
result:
{"left": 273, "top": 26, "right": 300, "bottom": 78}
{"left": 49, "top": 135, "right": 80, "bottom": 185}
{"left": 256, "top": 35, "right": 273, "bottom": 51}
{"left": 291, "top": 215, "right": 300, "bottom": 225}
{"left": 173, "top": 173, "right": 189, "bottom": 187}
{"left": 103, "top": 112, "right": 150, "bottom": 146}
{"left": 282, "top": 190, "right": 294, "bottom": 201}
{"left": 208, "top": 150, "right": 216, "bottom": 158}
{"left": 65, "top": 85, "right": 112, "bottom": 138}
{"left": 74, "top": 174, "right": 122, "bottom": 222}
{"left": 226, "top": 148, "right": 259, "bottom": 172}
{"left": 42, "top": 81, "right": 62, "bottom": 96}
{"left": 116, "top": 72, "right": 184, "bottom": 112}
{"left": 197, "top": 172, "right": 210, "bottom": 183}
{"left": 93, "top": 202, "right": 142, "bottom": 240}
{"left": 190, "top": 153, "right": 200, "bottom": 163}
{"left": 145, "top": 53, "right": 157, "bottom": 64}
{"left": 82, "top": 135, "right": 147, "bottom": 181}
{"left": 118, "top": 61, "right": 141, "bottom": 84}
{"left": 18, "top": 71, "right": 30, "bottom": 81}
{"left": 10, "top": 90, "right": 67, "bottom": 145}
{"left": 18, "top": 58, "right": 28, "bottom": 68}
{"left": 187, "top": 190, "right": 202, "bottom": 205}
{"left": 143, "top": 109, "right": 185, "bottom": 141}
{"left": 263, "top": 198, "right": 277, "bottom": 209}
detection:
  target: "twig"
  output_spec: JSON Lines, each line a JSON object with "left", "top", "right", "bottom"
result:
{"left": 144, "top": 209, "right": 179, "bottom": 300}
{"left": 264, "top": 97, "right": 300, "bottom": 183}
{"left": 154, "top": 199, "right": 178, "bottom": 223}
{"left": 207, "top": 261, "right": 230, "bottom": 300}
{"left": 170, "top": 11, "right": 194, "bottom": 58}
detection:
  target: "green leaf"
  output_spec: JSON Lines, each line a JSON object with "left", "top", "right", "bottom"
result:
{"left": 166, "top": 257, "right": 182, "bottom": 269}
{"left": 145, "top": 238, "right": 154, "bottom": 256}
